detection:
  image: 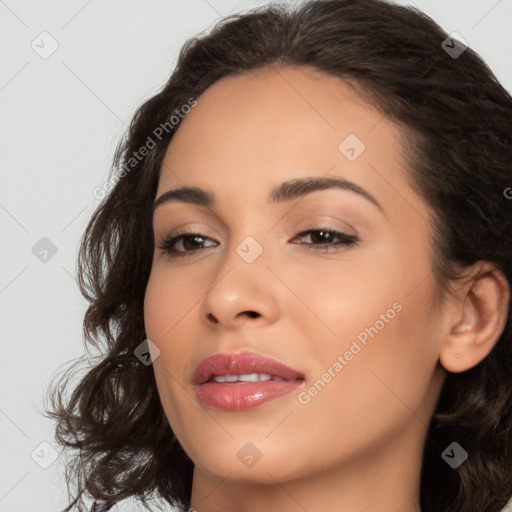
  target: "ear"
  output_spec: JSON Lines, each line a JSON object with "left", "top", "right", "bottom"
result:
{"left": 439, "top": 262, "right": 510, "bottom": 373}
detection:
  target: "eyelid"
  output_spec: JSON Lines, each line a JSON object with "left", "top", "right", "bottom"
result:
{"left": 156, "top": 220, "right": 355, "bottom": 244}
{"left": 156, "top": 222, "right": 221, "bottom": 240}
{"left": 293, "top": 214, "right": 358, "bottom": 238}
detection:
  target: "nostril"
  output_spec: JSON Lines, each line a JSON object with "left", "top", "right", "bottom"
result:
{"left": 244, "top": 311, "right": 259, "bottom": 318}
{"left": 206, "top": 313, "right": 219, "bottom": 323}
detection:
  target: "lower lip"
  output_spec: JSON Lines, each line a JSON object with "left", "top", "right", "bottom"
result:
{"left": 196, "top": 380, "right": 303, "bottom": 410}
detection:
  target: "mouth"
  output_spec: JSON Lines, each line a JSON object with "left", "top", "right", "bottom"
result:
{"left": 192, "top": 351, "right": 305, "bottom": 411}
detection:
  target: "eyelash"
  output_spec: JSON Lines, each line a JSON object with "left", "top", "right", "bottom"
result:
{"left": 157, "top": 227, "right": 358, "bottom": 259}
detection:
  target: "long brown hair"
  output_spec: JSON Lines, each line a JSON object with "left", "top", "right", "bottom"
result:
{"left": 45, "top": 1, "right": 512, "bottom": 510}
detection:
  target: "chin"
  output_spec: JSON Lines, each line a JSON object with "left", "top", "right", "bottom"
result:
{"left": 183, "top": 434, "right": 305, "bottom": 484}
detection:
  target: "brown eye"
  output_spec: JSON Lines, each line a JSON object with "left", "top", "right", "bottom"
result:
{"left": 291, "top": 228, "right": 358, "bottom": 252}
{"left": 158, "top": 232, "right": 218, "bottom": 258}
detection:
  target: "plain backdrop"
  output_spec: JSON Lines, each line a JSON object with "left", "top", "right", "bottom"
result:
{"left": 1, "top": 1, "right": 511, "bottom": 511}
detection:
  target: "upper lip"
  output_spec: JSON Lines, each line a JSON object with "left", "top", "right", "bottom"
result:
{"left": 192, "top": 351, "right": 305, "bottom": 385}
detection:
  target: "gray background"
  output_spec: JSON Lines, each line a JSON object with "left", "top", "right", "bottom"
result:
{"left": 1, "top": 0, "right": 511, "bottom": 510}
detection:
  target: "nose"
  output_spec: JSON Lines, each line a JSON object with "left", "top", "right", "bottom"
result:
{"left": 199, "top": 241, "right": 281, "bottom": 330}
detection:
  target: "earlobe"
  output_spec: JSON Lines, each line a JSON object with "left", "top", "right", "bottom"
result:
{"left": 439, "top": 263, "right": 510, "bottom": 374}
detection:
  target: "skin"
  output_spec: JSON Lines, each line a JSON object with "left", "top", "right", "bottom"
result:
{"left": 143, "top": 65, "right": 509, "bottom": 512}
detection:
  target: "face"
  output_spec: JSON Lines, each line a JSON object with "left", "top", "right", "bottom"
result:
{"left": 144, "top": 65, "right": 447, "bottom": 488}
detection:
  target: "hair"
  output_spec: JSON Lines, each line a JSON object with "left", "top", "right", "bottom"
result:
{"left": 44, "top": 0, "right": 512, "bottom": 510}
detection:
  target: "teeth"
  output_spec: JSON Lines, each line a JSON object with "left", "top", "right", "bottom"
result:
{"left": 212, "top": 373, "right": 277, "bottom": 383}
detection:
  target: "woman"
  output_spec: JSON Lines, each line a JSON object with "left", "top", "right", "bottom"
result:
{"left": 46, "top": 0, "right": 512, "bottom": 511}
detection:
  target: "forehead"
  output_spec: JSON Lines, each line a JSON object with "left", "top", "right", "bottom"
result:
{"left": 156, "top": 65, "right": 425, "bottom": 222}
{"left": 163, "top": 65, "right": 401, "bottom": 162}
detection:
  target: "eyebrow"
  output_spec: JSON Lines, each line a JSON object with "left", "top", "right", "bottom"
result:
{"left": 152, "top": 176, "right": 384, "bottom": 215}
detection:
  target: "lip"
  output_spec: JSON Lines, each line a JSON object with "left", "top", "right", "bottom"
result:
{"left": 192, "top": 351, "right": 305, "bottom": 411}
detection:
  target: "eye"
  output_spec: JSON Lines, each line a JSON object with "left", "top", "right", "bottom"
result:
{"left": 158, "top": 232, "right": 218, "bottom": 259}
{"left": 290, "top": 228, "right": 358, "bottom": 253}
{"left": 157, "top": 227, "right": 358, "bottom": 259}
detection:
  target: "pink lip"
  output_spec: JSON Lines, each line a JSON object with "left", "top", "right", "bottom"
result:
{"left": 192, "top": 352, "right": 305, "bottom": 411}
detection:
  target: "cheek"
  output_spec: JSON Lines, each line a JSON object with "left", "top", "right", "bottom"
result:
{"left": 288, "top": 239, "right": 441, "bottom": 416}
{"left": 298, "top": 272, "right": 441, "bottom": 431}
{"left": 144, "top": 274, "right": 200, "bottom": 379}
{"left": 143, "top": 272, "right": 188, "bottom": 408}
{"left": 143, "top": 267, "right": 206, "bottom": 427}
{"left": 285, "top": 289, "right": 441, "bottom": 475}
{"left": 143, "top": 265, "right": 203, "bottom": 346}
